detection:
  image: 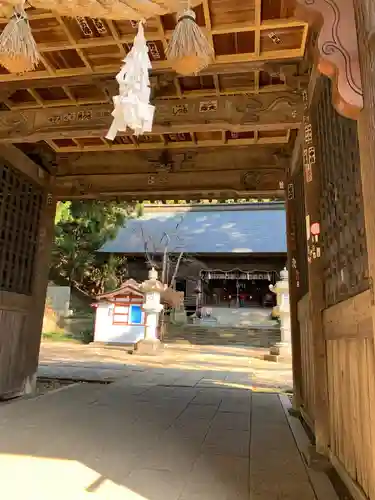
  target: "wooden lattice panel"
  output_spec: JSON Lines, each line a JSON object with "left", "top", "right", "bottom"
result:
{"left": 0, "top": 70, "right": 292, "bottom": 111}
{"left": 0, "top": 162, "right": 43, "bottom": 295}
{"left": 311, "top": 76, "right": 369, "bottom": 307}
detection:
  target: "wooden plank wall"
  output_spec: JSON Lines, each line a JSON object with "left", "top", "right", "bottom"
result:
{"left": 324, "top": 290, "right": 375, "bottom": 499}
{"left": 297, "top": 293, "right": 315, "bottom": 429}
{"left": 0, "top": 305, "right": 29, "bottom": 397}
{"left": 0, "top": 291, "right": 32, "bottom": 396}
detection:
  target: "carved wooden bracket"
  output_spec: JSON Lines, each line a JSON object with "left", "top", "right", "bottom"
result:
{"left": 296, "top": 0, "right": 363, "bottom": 120}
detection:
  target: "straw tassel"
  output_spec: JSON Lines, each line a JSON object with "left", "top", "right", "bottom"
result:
{"left": 166, "top": 8, "right": 213, "bottom": 76}
{"left": 0, "top": 3, "right": 39, "bottom": 73}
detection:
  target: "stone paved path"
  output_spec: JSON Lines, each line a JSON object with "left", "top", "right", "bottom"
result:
{"left": 0, "top": 343, "right": 333, "bottom": 499}
{"left": 38, "top": 341, "right": 294, "bottom": 391}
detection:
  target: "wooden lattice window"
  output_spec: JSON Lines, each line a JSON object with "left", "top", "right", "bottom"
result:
{"left": 0, "top": 162, "right": 43, "bottom": 295}
{"left": 112, "top": 296, "right": 144, "bottom": 325}
{"left": 311, "top": 76, "right": 369, "bottom": 307}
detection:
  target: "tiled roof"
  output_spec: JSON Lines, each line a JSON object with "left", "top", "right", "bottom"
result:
{"left": 99, "top": 203, "right": 287, "bottom": 255}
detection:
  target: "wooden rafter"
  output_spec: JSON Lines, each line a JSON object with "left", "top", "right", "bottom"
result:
{"left": 49, "top": 130, "right": 291, "bottom": 152}
{"left": 0, "top": 7, "right": 308, "bottom": 84}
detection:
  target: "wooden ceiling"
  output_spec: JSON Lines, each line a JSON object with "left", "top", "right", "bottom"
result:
{"left": 0, "top": 0, "right": 307, "bottom": 82}
{"left": 0, "top": 0, "right": 311, "bottom": 199}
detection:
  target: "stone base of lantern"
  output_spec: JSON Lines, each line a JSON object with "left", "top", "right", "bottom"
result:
{"left": 136, "top": 338, "right": 162, "bottom": 355}
{"left": 264, "top": 342, "right": 292, "bottom": 362}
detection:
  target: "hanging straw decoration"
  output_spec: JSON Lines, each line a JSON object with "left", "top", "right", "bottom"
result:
{"left": 166, "top": 5, "right": 214, "bottom": 76}
{"left": 0, "top": 2, "right": 39, "bottom": 73}
{"left": 106, "top": 21, "right": 155, "bottom": 139}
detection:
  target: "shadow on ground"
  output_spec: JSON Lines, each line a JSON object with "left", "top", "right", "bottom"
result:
{"left": 0, "top": 346, "right": 313, "bottom": 499}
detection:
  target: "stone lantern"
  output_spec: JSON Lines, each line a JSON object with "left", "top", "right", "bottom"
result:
{"left": 139, "top": 267, "right": 165, "bottom": 353}
{"left": 269, "top": 267, "right": 291, "bottom": 356}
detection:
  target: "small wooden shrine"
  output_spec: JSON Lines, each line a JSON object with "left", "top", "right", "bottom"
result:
{"left": 94, "top": 278, "right": 183, "bottom": 345}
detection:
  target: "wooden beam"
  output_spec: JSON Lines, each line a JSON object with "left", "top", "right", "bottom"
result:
{"left": 323, "top": 290, "right": 373, "bottom": 341}
{"left": 0, "top": 144, "right": 50, "bottom": 186}
{"left": 0, "top": 291, "right": 31, "bottom": 312}
{"left": 0, "top": 92, "right": 302, "bottom": 143}
{"left": 57, "top": 189, "right": 284, "bottom": 201}
{"left": 0, "top": 61, "right": 303, "bottom": 93}
{"left": 50, "top": 134, "right": 290, "bottom": 153}
{"left": 54, "top": 168, "right": 285, "bottom": 199}
{"left": 55, "top": 145, "right": 289, "bottom": 177}
{"left": 55, "top": 186, "right": 284, "bottom": 201}
{"left": 254, "top": 0, "right": 262, "bottom": 56}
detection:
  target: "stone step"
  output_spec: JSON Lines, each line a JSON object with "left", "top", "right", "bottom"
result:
{"left": 164, "top": 325, "right": 280, "bottom": 348}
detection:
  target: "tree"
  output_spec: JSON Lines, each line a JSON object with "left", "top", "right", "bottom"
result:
{"left": 51, "top": 200, "right": 136, "bottom": 297}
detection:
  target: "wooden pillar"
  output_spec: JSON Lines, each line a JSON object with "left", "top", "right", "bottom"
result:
{"left": 351, "top": 7, "right": 375, "bottom": 496}
{"left": 301, "top": 84, "right": 330, "bottom": 455}
{"left": 285, "top": 173, "right": 303, "bottom": 409}
{"left": 353, "top": 1, "right": 375, "bottom": 333}
{"left": 24, "top": 190, "right": 56, "bottom": 389}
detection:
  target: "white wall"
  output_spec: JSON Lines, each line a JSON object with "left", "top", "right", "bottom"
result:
{"left": 94, "top": 303, "right": 145, "bottom": 344}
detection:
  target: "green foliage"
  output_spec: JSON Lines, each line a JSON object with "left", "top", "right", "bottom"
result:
{"left": 51, "top": 200, "right": 135, "bottom": 296}
{"left": 142, "top": 198, "right": 276, "bottom": 205}
{"left": 78, "top": 328, "right": 94, "bottom": 344}
{"left": 42, "top": 329, "right": 93, "bottom": 344}
{"left": 42, "top": 331, "right": 79, "bottom": 343}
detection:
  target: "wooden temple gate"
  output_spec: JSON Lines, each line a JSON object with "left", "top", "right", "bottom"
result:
{"left": 288, "top": 73, "right": 375, "bottom": 496}
{"left": 287, "top": 1, "right": 375, "bottom": 498}
{"left": 0, "top": 0, "right": 375, "bottom": 497}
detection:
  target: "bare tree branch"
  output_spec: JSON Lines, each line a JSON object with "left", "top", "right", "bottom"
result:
{"left": 170, "top": 251, "right": 184, "bottom": 288}
{"left": 140, "top": 225, "right": 156, "bottom": 269}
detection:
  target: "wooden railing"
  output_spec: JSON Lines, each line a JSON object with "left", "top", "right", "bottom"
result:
{"left": 297, "top": 293, "right": 315, "bottom": 429}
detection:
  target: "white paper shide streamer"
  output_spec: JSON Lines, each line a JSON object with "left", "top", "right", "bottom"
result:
{"left": 106, "top": 21, "right": 154, "bottom": 139}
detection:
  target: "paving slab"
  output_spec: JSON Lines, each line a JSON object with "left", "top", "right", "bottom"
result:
{"left": 0, "top": 343, "right": 331, "bottom": 499}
